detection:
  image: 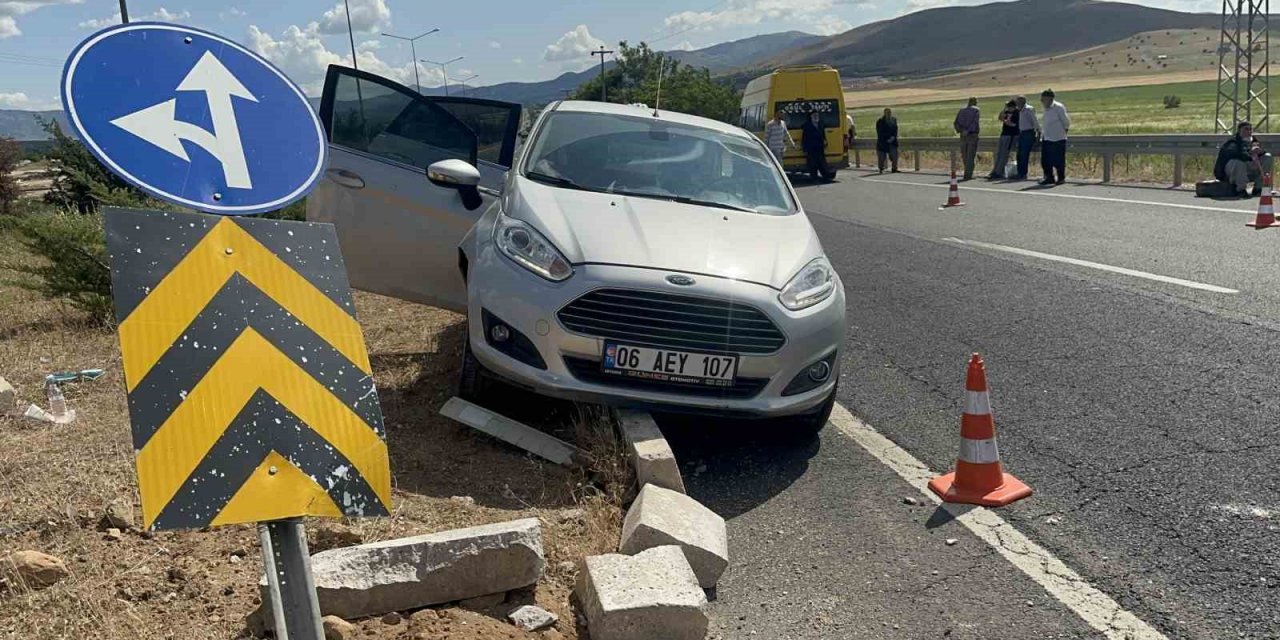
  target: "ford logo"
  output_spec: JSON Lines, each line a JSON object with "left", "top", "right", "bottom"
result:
{"left": 666, "top": 274, "right": 696, "bottom": 286}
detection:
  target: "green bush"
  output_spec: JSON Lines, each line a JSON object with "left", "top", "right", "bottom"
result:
{"left": 1, "top": 210, "right": 113, "bottom": 324}
{"left": 1163, "top": 95, "right": 1182, "bottom": 109}
{"left": 39, "top": 118, "right": 158, "bottom": 213}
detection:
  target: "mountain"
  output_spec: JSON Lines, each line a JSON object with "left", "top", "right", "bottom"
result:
{"left": 755, "top": 0, "right": 1219, "bottom": 80}
{"left": 444, "top": 32, "right": 823, "bottom": 105}
{"left": 0, "top": 109, "right": 66, "bottom": 141}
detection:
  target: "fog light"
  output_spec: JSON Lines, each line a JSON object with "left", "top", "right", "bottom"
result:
{"left": 807, "top": 361, "right": 832, "bottom": 382}
{"left": 490, "top": 324, "right": 510, "bottom": 343}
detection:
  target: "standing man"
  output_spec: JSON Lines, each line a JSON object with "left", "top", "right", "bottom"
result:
{"left": 764, "top": 109, "right": 796, "bottom": 165}
{"left": 1014, "top": 95, "right": 1039, "bottom": 180}
{"left": 989, "top": 99, "right": 1019, "bottom": 179}
{"left": 801, "top": 110, "right": 830, "bottom": 181}
{"left": 953, "top": 97, "right": 981, "bottom": 180}
{"left": 875, "top": 107, "right": 899, "bottom": 173}
{"left": 1039, "top": 89, "right": 1071, "bottom": 186}
{"left": 1214, "top": 121, "right": 1267, "bottom": 197}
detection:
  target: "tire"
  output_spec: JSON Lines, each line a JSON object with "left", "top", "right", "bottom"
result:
{"left": 823, "top": 169, "right": 839, "bottom": 183}
{"left": 782, "top": 381, "right": 838, "bottom": 438}
{"left": 457, "top": 339, "right": 494, "bottom": 402}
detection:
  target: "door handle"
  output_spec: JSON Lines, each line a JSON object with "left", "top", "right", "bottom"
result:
{"left": 326, "top": 169, "right": 365, "bottom": 189}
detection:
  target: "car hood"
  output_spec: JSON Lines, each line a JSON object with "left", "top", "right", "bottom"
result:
{"left": 504, "top": 177, "right": 824, "bottom": 290}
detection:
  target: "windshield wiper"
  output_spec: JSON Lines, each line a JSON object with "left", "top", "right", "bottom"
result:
{"left": 525, "top": 171, "right": 600, "bottom": 193}
{"left": 666, "top": 195, "right": 758, "bottom": 214}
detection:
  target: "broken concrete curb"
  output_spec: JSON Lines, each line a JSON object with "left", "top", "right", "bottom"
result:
{"left": 576, "top": 545, "right": 708, "bottom": 640}
{"left": 620, "top": 484, "right": 728, "bottom": 588}
{"left": 287, "top": 518, "right": 545, "bottom": 620}
{"left": 617, "top": 409, "right": 686, "bottom": 494}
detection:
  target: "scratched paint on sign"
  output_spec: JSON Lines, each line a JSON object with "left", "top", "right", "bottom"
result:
{"left": 105, "top": 207, "right": 391, "bottom": 531}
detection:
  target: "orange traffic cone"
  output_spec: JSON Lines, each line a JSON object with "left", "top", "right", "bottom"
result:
{"left": 928, "top": 354, "right": 1032, "bottom": 507}
{"left": 941, "top": 170, "right": 964, "bottom": 208}
{"left": 1247, "top": 173, "right": 1276, "bottom": 229}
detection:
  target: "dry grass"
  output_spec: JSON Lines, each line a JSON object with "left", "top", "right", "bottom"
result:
{"left": 0, "top": 226, "right": 628, "bottom": 639}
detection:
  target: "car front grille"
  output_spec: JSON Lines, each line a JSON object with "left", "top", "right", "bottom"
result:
{"left": 562, "top": 356, "right": 770, "bottom": 399}
{"left": 556, "top": 288, "right": 786, "bottom": 355}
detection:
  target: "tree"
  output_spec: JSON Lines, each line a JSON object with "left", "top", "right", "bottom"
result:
{"left": 571, "top": 42, "right": 741, "bottom": 124}
{"left": 0, "top": 136, "right": 19, "bottom": 215}
{"left": 39, "top": 117, "right": 156, "bottom": 213}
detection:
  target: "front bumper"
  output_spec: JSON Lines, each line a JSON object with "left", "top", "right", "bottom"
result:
{"left": 466, "top": 243, "right": 846, "bottom": 418}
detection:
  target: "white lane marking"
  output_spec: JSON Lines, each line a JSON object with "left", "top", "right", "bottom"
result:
{"left": 858, "top": 175, "right": 1252, "bottom": 214}
{"left": 1210, "top": 504, "right": 1276, "bottom": 519}
{"left": 828, "top": 404, "right": 1169, "bottom": 640}
{"left": 943, "top": 237, "right": 1239, "bottom": 294}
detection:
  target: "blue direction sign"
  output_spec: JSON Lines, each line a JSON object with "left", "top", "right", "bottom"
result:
{"left": 61, "top": 23, "right": 327, "bottom": 215}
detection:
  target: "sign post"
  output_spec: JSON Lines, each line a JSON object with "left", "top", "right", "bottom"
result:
{"left": 62, "top": 22, "right": 375, "bottom": 640}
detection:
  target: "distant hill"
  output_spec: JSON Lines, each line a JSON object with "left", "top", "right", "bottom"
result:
{"left": 0, "top": 109, "right": 67, "bottom": 141}
{"left": 753, "top": 0, "right": 1218, "bottom": 80}
{"left": 441, "top": 31, "right": 823, "bottom": 105}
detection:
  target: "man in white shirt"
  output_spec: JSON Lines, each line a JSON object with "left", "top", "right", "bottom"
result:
{"left": 764, "top": 109, "right": 796, "bottom": 164}
{"left": 1039, "top": 89, "right": 1071, "bottom": 186}
{"left": 1014, "top": 95, "right": 1039, "bottom": 180}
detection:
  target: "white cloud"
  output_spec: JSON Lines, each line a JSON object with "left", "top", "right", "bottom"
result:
{"left": 668, "top": 40, "right": 696, "bottom": 51}
{"left": 544, "top": 24, "right": 605, "bottom": 63}
{"left": 0, "top": 0, "right": 80, "bottom": 38}
{"left": 512, "top": 57, "right": 524, "bottom": 65}
{"left": 0, "top": 91, "right": 59, "bottom": 110}
{"left": 813, "top": 16, "right": 853, "bottom": 35}
{"left": 317, "top": 0, "right": 390, "bottom": 35}
{"left": 80, "top": 6, "right": 189, "bottom": 29}
{"left": 489, "top": 41, "right": 501, "bottom": 49}
{"left": 248, "top": 22, "right": 441, "bottom": 95}
{"left": 219, "top": 6, "right": 247, "bottom": 20}
{"left": 358, "top": 39, "right": 381, "bottom": 51}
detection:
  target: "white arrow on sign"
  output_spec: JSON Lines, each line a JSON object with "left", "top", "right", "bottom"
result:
{"left": 110, "top": 51, "right": 259, "bottom": 189}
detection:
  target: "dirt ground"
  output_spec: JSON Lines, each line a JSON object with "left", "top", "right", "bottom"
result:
{"left": 0, "top": 229, "right": 628, "bottom": 639}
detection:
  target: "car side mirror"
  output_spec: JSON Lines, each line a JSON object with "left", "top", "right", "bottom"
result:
{"left": 427, "top": 159, "right": 483, "bottom": 210}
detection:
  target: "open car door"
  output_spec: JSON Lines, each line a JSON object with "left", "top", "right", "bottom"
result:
{"left": 308, "top": 65, "right": 522, "bottom": 313}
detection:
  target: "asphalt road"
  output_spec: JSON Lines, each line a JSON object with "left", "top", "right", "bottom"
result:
{"left": 665, "top": 171, "right": 1280, "bottom": 639}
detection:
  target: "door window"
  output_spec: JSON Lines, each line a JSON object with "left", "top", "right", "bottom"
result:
{"left": 323, "top": 69, "right": 477, "bottom": 168}
{"left": 429, "top": 98, "right": 523, "bottom": 168}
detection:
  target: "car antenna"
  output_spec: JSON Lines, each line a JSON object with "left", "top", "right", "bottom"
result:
{"left": 653, "top": 57, "right": 666, "bottom": 117}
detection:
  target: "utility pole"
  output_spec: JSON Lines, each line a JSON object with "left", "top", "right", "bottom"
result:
{"left": 118, "top": 0, "right": 129, "bottom": 23}
{"left": 343, "top": 0, "right": 359, "bottom": 71}
{"left": 381, "top": 28, "right": 440, "bottom": 94}
{"left": 591, "top": 45, "right": 613, "bottom": 102}
{"left": 422, "top": 56, "right": 464, "bottom": 96}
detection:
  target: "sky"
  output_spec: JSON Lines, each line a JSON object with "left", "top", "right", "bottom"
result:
{"left": 0, "top": 0, "right": 1224, "bottom": 111}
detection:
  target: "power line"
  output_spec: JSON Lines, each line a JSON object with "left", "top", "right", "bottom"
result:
{"left": 646, "top": 0, "right": 732, "bottom": 46}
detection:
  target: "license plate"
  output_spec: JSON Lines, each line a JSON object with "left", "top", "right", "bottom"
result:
{"left": 602, "top": 342, "right": 737, "bottom": 388}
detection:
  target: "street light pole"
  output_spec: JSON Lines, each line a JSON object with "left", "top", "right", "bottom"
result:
{"left": 422, "top": 56, "right": 464, "bottom": 96}
{"left": 343, "top": 0, "right": 359, "bottom": 71}
{"left": 453, "top": 74, "right": 479, "bottom": 96}
{"left": 118, "top": 0, "right": 129, "bottom": 23}
{"left": 381, "top": 28, "right": 440, "bottom": 94}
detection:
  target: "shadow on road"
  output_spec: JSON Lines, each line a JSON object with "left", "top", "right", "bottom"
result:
{"left": 653, "top": 412, "right": 821, "bottom": 519}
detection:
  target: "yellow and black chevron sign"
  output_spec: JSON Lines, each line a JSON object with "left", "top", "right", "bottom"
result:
{"left": 104, "top": 208, "right": 391, "bottom": 531}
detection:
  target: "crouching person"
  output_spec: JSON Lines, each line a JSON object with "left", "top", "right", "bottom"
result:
{"left": 1215, "top": 121, "right": 1268, "bottom": 197}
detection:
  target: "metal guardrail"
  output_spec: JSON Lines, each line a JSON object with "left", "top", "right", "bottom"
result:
{"left": 851, "top": 134, "right": 1280, "bottom": 185}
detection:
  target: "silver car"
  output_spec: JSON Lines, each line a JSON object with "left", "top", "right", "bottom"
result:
{"left": 309, "top": 66, "right": 846, "bottom": 432}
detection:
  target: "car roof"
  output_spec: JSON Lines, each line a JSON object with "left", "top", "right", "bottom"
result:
{"left": 552, "top": 100, "right": 753, "bottom": 140}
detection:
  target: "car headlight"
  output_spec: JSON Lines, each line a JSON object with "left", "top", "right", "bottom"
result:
{"left": 778, "top": 257, "right": 836, "bottom": 310}
{"left": 494, "top": 214, "right": 573, "bottom": 282}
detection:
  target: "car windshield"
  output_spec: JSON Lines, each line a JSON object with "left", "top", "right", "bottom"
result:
{"left": 523, "top": 110, "right": 795, "bottom": 215}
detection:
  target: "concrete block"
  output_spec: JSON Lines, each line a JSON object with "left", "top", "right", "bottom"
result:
{"left": 620, "top": 484, "right": 728, "bottom": 588}
{"left": 508, "top": 604, "right": 557, "bottom": 631}
{"left": 617, "top": 410, "right": 685, "bottom": 494}
{"left": 441, "top": 397, "right": 577, "bottom": 465}
{"left": 302, "top": 518, "right": 544, "bottom": 620}
{"left": 575, "top": 546, "right": 707, "bottom": 640}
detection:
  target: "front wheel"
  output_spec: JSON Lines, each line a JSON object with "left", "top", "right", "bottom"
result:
{"left": 778, "top": 381, "right": 838, "bottom": 438}
{"left": 457, "top": 339, "right": 495, "bottom": 402}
